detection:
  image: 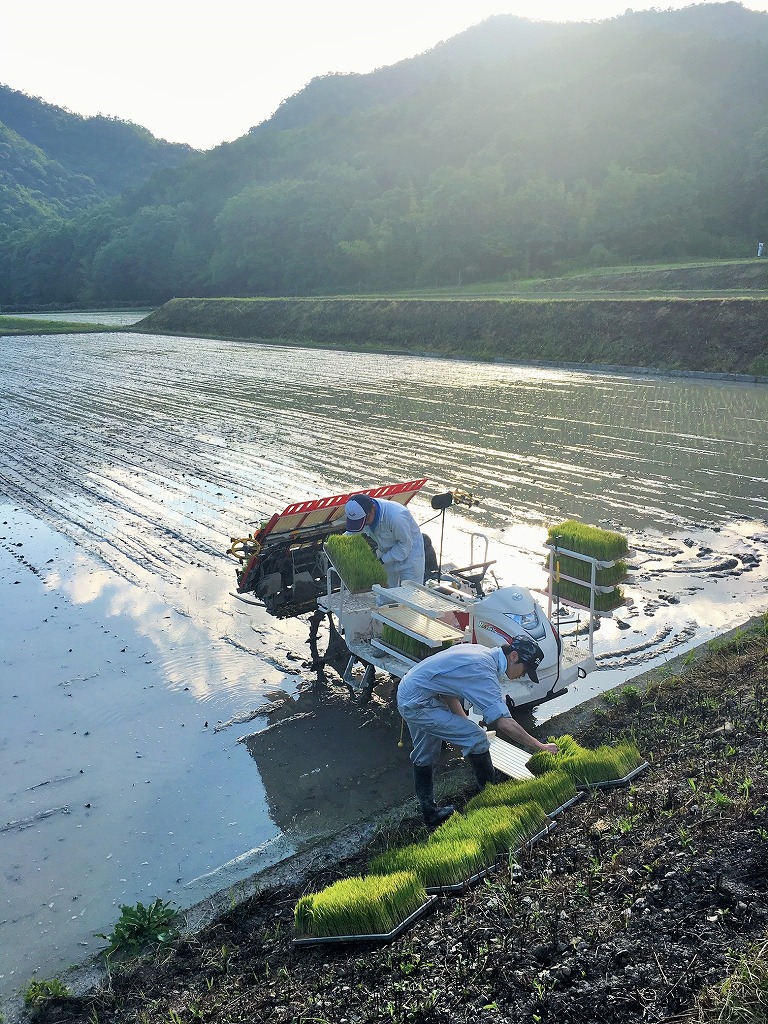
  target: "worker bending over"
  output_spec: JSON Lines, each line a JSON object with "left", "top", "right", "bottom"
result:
{"left": 397, "top": 637, "right": 559, "bottom": 825}
{"left": 345, "top": 493, "right": 425, "bottom": 587}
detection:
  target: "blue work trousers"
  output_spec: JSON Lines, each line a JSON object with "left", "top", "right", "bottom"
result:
{"left": 400, "top": 697, "right": 490, "bottom": 767}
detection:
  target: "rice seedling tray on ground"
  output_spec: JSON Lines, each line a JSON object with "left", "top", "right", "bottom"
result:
{"left": 575, "top": 761, "right": 650, "bottom": 791}
{"left": 497, "top": 821, "right": 559, "bottom": 864}
{"left": 518, "top": 821, "right": 558, "bottom": 849}
{"left": 292, "top": 896, "right": 438, "bottom": 946}
{"left": 547, "top": 793, "right": 586, "bottom": 817}
{"left": 425, "top": 863, "right": 499, "bottom": 897}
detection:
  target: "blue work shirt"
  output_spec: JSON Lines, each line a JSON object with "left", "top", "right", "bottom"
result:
{"left": 363, "top": 497, "right": 425, "bottom": 586}
{"left": 397, "top": 643, "right": 510, "bottom": 726}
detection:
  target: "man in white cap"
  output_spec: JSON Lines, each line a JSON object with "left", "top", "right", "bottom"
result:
{"left": 397, "top": 637, "right": 559, "bottom": 825}
{"left": 345, "top": 493, "right": 425, "bottom": 587}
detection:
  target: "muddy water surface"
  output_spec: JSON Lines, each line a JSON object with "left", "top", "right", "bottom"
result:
{"left": 1, "top": 331, "right": 766, "bottom": 996}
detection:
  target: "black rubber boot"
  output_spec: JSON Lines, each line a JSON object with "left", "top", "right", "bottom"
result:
{"left": 468, "top": 750, "right": 497, "bottom": 789}
{"left": 413, "top": 764, "right": 455, "bottom": 826}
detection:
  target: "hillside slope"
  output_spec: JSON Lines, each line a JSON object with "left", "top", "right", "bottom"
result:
{"left": 0, "top": 85, "right": 195, "bottom": 237}
{"left": 3, "top": 3, "right": 768, "bottom": 307}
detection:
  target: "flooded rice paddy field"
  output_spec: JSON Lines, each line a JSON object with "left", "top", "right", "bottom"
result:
{"left": 0, "top": 330, "right": 766, "bottom": 996}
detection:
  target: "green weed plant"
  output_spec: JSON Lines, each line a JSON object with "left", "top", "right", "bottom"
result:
{"left": 23, "top": 978, "right": 71, "bottom": 1007}
{"left": 692, "top": 937, "right": 768, "bottom": 1022}
{"left": 96, "top": 898, "right": 177, "bottom": 958}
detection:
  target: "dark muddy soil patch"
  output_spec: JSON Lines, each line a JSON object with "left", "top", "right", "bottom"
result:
{"left": 28, "top": 622, "right": 768, "bottom": 1024}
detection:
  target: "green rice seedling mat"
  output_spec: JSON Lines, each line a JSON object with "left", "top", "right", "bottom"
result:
{"left": 292, "top": 895, "right": 438, "bottom": 946}
{"left": 496, "top": 821, "right": 559, "bottom": 864}
{"left": 575, "top": 761, "right": 650, "bottom": 791}
{"left": 547, "top": 520, "right": 629, "bottom": 561}
{"left": 324, "top": 533, "right": 387, "bottom": 592}
{"left": 516, "top": 821, "right": 558, "bottom": 850}
{"left": 425, "top": 863, "right": 500, "bottom": 897}
{"left": 547, "top": 792, "right": 586, "bottom": 818}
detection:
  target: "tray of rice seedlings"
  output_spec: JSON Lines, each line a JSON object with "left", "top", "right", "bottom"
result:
{"left": 529, "top": 736, "right": 647, "bottom": 789}
{"left": 379, "top": 622, "right": 457, "bottom": 662}
{"left": 510, "top": 799, "right": 559, "bottom": 849}
{"left": 526, "top": 734, "right": 588, "bottom": 777}
{"left": 546, "top": 519, "right": 629, "bottom": 613}
{"left": 553, "top": 552, "right": 628, "bottom": 588}
{"left": 293, "top": 871, "right": 436, "bottom": 946}
{"left": 547, "top": 520, "right": 629, "bottom": 562}
{"left": 569, "top": 741, "right": 649, "bottom": 790}
{"left": 324, "top": 534, "right": 387, "bottom": 593}
{"left": 429, "top": 801, "right": 553, "bottom": 861}
{"left": 369, "top": 838, "right": 495, "bottom": 896}
{"left": 554, "top": 578, "right": 626, "bottom": 613}
{"left": 464, "top": 769, "right": 582, "bottom": 819}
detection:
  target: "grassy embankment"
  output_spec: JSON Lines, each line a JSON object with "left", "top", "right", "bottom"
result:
{"left": 5, "top": 261, "right": 766, "bottom": 376}
{"left": 135, "top": 260, "right": 768, "bottom": 378}
{"left": 0, "top": 317, "right": 119, "bottom": 335}
{"left": 138, "top": 294, "right": 768, "bottom": 377}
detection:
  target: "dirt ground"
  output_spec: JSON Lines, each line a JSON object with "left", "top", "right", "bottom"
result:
{"left": 18, "top": 614, "right": 768, "bottom": 1024}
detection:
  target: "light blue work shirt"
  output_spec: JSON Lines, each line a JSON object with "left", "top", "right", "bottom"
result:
{"left": 397, "top": 644, "right": 511, "bottom": 765}
{"left": 363, "top": 497, "right": 425, "bottom": 587}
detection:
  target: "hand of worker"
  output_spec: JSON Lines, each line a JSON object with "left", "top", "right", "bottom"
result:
{"left": 540, "top": 742, "right": 559, "bottom": 754}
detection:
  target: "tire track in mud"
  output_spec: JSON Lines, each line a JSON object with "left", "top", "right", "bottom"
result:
{"left": 3, "top": 362, "right": 248, "bottom": 586}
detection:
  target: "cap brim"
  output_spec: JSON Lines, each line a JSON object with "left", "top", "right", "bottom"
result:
{"left": 345, "top": 518, "right": 366, "bottom": 534}
{"left": 524, "top": 662, "right": 540, "bottom": 684}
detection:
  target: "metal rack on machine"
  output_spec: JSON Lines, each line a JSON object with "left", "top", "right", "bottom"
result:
{"left": 370, "top": 604, "right": 465, "bottom": 660}
{"left": 544, "top": 543, "right": 629, "bottom": 653}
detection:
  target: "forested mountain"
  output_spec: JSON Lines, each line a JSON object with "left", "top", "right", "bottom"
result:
{"left": 2, "top": 2, "right": 768, "bottom": 307}
{"left": 0, "top": 85, "right": 195, "bottom": 237}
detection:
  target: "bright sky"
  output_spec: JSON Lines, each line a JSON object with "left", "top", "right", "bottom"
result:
{"left": 3, "top": 0, "right": 768, "bottom": 150}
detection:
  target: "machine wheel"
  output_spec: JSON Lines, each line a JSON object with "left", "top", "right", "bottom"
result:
{"left": 307, "top": 610, "right": 352, "bottom": 685}
{"left": 349, "top": 662, "right": 377, "bottom": 702}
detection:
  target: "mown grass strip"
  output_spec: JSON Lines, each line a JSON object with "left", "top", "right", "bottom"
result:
{"left": 0, "top": 316, "right": 117, "bottom": 335}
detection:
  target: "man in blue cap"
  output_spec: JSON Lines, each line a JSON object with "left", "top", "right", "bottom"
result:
{"left": 345, "top": 493, "right": 425, "bottom": 587}
{"left": 397, "top": 636, "right": 558, "bottom": 825}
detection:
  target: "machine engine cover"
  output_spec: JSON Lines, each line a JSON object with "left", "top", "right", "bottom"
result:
{"left": 469, "top": 586, "right": 566, "bottom": 710}
{"left": 471, "top": 587, "right": 547, "bottom": 644}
